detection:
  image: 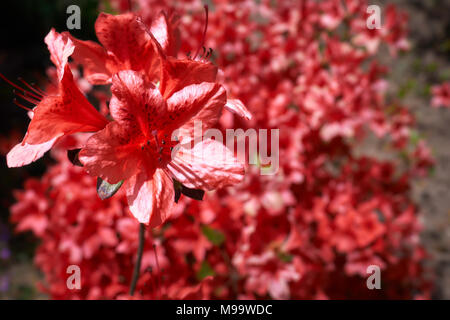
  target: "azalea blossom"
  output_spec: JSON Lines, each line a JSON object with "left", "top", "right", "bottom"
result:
{"left": 431, "top": 82, "right": 450, "bottom": 108}
{"left": 67, "top": 9, "right": 248, "bottom": 226}
{"left": 5, "top": 30, "right": 108, "bottom": 168}
{"left": 65, "top": 12, "right": 174, "bottom": 84}
{"left": 79, "top": 68, "right": 244, "bottom": 226}
{"left": 7, "top": 0, "right": 434, "bottom": 300}
{"left": 5, "top": 10, "right": 248, "bottom": 228}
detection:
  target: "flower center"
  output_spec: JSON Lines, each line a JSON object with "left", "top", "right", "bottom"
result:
{"left": 140, "top": 130, "right": 178, "bottom": 169}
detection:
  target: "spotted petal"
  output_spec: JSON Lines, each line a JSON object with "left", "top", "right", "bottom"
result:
{"left": 110, "top": 70, "right": 167, "bottom": 137}
{"left": 95, "top": 13, "right": 156, "bottom": 73}
{"left": 24, "top": 66, "right": 108, "bottom": 145}
{"left": 79, "top": 121, "right": 141, "bottom": 184}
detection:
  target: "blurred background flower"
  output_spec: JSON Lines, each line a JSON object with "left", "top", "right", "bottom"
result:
{"left": 0, "top": 0, "right": 449, "bottom": 299}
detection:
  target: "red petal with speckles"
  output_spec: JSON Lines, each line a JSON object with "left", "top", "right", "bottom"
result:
{"left": 79, "top": 121, "right": 142, "bottom": 184}
{"left": 24, "top": 64, "right": 108, "bottom": 145}
{"left": 95, "top": 13, "right": 157, "bottom": 75}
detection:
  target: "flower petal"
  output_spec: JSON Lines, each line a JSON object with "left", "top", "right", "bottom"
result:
{"left": 63, "top": 33, "right": 113, "bottom": 85}
{"left": 150, "top": 12, "right": 178, "bottom": 56}
{"left": 24, "top": 67, "right": 108, "bottom": 145}
{"left": 168, "top": 138, "right": 245, "bottom": 190}
{"left": 79, "top": 121, "right": 141, "bottom": 184}
{"left": 44, "top": 29, "right": 74, "bottom": 80}
{"left": 125, "top": 169, "right": 174, "bottom": 227}
{"left": 166, "top": 82, "right": 226, "bottom": 133}
{"left": 110, "top": 70, "right": 167, "bottom": 137}
{"left": 159, "top": 57, "right": 218, "bottom": 99}
{"left": 95, "top": 13, "right": 156, "bottom": 73}
{"left": 225, "top": 99, "right": 252, "bottom": 120}
{"left": 6, "top": 136, "right": 60, "bottom": 168}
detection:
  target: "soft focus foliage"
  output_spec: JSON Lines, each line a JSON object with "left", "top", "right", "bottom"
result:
{"left": 10, "top": 0, "right": 433, "bottom": 299}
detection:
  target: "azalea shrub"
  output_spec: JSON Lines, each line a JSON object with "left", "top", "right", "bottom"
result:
{"left": 7, "top": 0, "right": 434, "bottom": 299}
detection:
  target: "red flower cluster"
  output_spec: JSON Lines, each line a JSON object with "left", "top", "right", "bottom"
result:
{"left": 6, "top": 7, "right": 246, "bottom": 227}
{"left": 10, "top": 0, "right": 433, "bottom": 299}
{"left": 431, "top": 82, "right": 450, "bottom": 108}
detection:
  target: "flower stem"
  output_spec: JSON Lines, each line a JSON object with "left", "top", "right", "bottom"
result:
{"left": 219, "top": 245, "right": 239, "bottom": 299}
{"left": 129, "top": 223, "right": 145, "bottom": 296}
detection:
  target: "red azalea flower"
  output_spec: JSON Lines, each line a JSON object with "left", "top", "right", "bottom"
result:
{"left": 5, "top": 29, "right": 108, "bottom": 168}
{"left": 65, "top": 12, "right": 174, "bottom": 84}
{"left": 7, "top": 1, "right": 433, "bottom": 300}
{"left": 431, "top": 82, "right": 450, "bottom": 108}
{"left": 79, "top": 69, "right": 244, "bottom": 226}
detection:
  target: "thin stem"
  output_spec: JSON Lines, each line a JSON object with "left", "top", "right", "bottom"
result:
{"left": 129, "top": 223, "right": 146, "bottom": 296}
{"left": 219, "top": 245, "right": 239, "bottom": 299}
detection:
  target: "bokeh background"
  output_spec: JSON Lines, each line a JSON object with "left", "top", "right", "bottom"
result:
{"left": 0, "top": 0, "right": 449, "bottom": 299}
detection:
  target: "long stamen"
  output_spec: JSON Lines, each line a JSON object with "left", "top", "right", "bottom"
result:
{"left": 193, "top": 5, "right": 209, "bottom": 60}
{"left": 12, "top": 99, "right": 32, "bottom": 112}
{"left": 19, "top": 87, "right": 42, "bottom": 101}
{"left": 0, "top": 73, "right": 30, "bottom": 94}
{"left": 30, "top": 83, "right": 46, "bottom": 96}
{"left": 136, "top": 16, "right": 166, "bottom": 59}
{"left": 13, "top": 90, "right": 40, "bottom": 105}
{"left": 0, "top": 73, "right": 43, "bottom": 110}
{"left": 17, "top": 77, "right": 44, "bottom": 98}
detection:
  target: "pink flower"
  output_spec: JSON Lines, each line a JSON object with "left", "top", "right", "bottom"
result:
{"left": 5, "top": 30, "right": 108, "bottom": 168}
{"left": 79, "top": 68, "right": 244, "bottom": 226}
{"left": 65, "top": 12, "right": 173, "bottom": 84}
{"left": 431, "top": 82, "right": 450, "bottom": 108}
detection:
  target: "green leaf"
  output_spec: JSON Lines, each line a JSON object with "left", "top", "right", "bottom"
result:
{"left": 101, "top": 0, "right": 118, "bottom": 14}
{"left": 409, "top": 130, "right": 421, "bottom": 146}
{"left": 287, "top": 103, "right": 299, "bottom": 111}
{"left": 425, "top": 62, "right": 438, "bottom": 73}
{"left": 196, "top": 261, "right": 215, "bottom": 280}
{"left": 398, "top": 79, "right": 416, "bottom": 98}
{"left": 277, "top": 251, "right": 293, "bottom": 263}
{"left": 96, "top": 178, "right": 124, "bottom": 200}
{"left": 201, "top": 225, "right": 225, "bottom": 246}
{"left": 428, "top": 166, "right": 436, "bottom": 177}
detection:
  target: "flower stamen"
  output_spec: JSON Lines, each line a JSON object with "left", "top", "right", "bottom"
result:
{"left": 193, "top": 5, "right": 209, "bottom": 60}
{"left": 0, "top": 73, "right": 44, "bottom": 111}
{"left": 17, "top": 77, "right": 45, "bottom": 97}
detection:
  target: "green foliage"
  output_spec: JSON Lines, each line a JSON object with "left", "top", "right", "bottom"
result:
{"left": 196, "top": 261, "right": 215, "bottom": 280}
{"left": 96, "top": 178, "right": 124, "bottom": 200}
{"left": 201, "top": 225, "right": 225, "bottom": 246}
